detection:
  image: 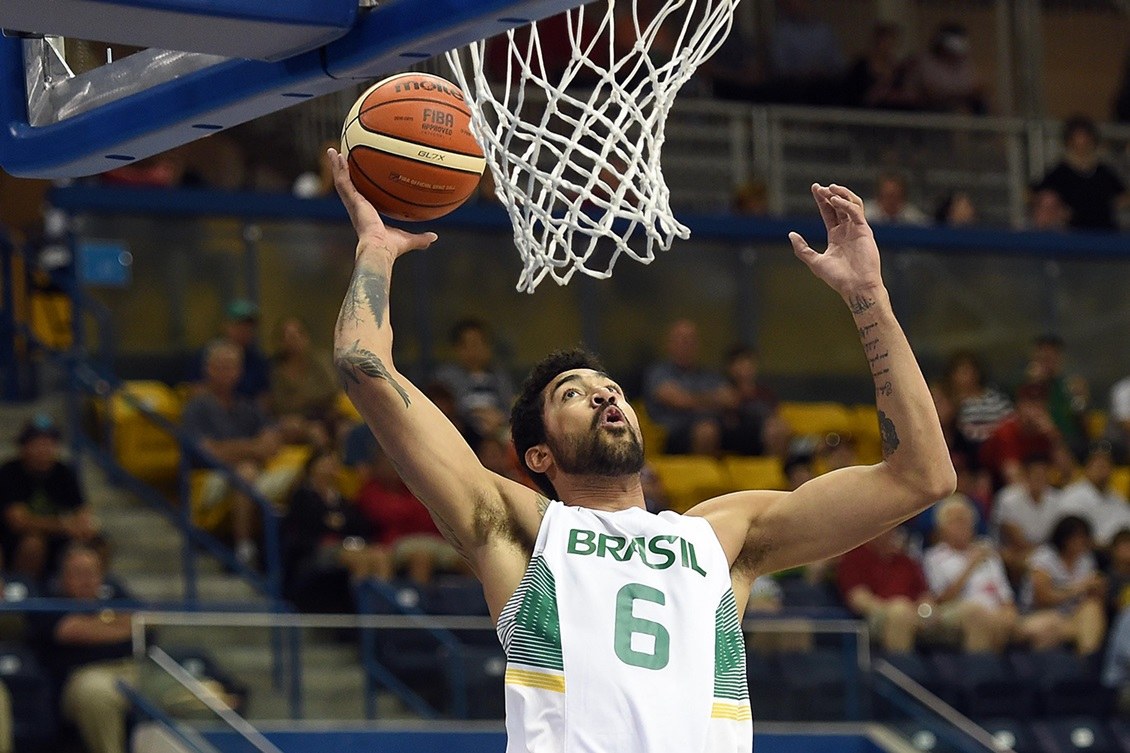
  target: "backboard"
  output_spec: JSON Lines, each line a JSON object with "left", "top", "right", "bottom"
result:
{"left": 0, "top": 0, "right": 586, "bottom": 178}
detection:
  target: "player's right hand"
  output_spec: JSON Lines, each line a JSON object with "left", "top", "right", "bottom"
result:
{"left": 328, "top": 148, "right": 437, "bottom": 261}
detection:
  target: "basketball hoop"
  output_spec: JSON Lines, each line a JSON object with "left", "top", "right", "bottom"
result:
{"left": 446, "top": 0, "right": 738, "bottom": 293}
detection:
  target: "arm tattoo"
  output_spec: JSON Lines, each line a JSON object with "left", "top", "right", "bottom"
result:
{"left": 536, "top": 494, "right": 550, "bottom": 519}
{"left": 335, "top": 266, "right": 389, "bottom": 336}
{"left": 848, "top": 294, "right": 875, "bottom": 315}
{"left": 878, "top": 409, "right": 900, "bottom": 458}
{"left": 335, "top": 340, "right": 411, "bottom": 409}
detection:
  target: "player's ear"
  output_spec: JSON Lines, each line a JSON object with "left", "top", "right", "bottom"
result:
{"left": 525, "top": 444, "right": 552, "bottom": 474}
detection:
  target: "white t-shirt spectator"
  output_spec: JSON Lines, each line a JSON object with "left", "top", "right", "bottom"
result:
{"left": 1021, "top": 544, "right": 1097, "bottom": 612}
{"left": 992, "top": 483, "right": 1066, "bottom": 547}
{"left": 1112, "top": 377, "right": 1130, "bottom": 423}
{"left": 923, "top": 540, "right": 1014, "bottom": 609}
{"left": 1059, "top": 478, "right": 1130, "bottom": 547}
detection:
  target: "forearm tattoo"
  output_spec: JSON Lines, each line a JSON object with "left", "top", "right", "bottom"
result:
{"left": 335, "top": 340, "right": 411, "bottom": 409}
{"left": 853, "top": 296, "right": 899, "bottom": 457}
{"left": 335, "top": 265, "right": 390, "bottom": 337}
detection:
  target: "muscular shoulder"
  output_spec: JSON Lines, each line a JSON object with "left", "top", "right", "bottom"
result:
{"left": 686, "top": 489, "right": 785, "bottom": 577}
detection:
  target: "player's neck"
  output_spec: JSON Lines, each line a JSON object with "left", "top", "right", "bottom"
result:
{"left": 559, "top": 474, "right": 647, "bottom": 512}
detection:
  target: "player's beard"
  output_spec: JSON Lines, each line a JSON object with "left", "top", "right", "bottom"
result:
{"left": 548, "top": 411, "right": 645, "bottom": 478}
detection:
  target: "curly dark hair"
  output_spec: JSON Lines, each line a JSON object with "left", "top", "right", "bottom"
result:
{"left": 510, "top": 348, "right": 607, "bottom": 498}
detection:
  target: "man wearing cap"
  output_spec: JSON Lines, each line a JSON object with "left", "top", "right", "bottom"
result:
{"left": 0, "top": 415, "right": 101, "bottom": 581}
{"left": 188, "top": 299, "right": 271, "bottom": 402}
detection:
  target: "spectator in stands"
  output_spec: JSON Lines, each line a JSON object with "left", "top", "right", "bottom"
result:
{"left": 837, "top": 527, "right": 937, "bottom": 654}
{"left": 842, "top": 22, "right": 915, "bottom": 111}
{"left": 1105, "top": 529, "right": 1130, "bottom": 616}
{"left": 1060, "top": 442, "right": 1130, "bottom": 551}
{"left": 268, "top": 316, "right": 338, "bottom": 447}
{"left": 1022, "top": 515, "right": 1107, "bottom": 655}
{"left": 731, "top": 179, "right": 770, "bottom": 216}
{"left": 1023, "top": 333, "right": 1090, "bottom": 461}
{"left": 943, "top": 350, "right": 1013, "bottom": 471}
{"left": 188, "top": 300, "right": 270, "bottom": 402}
{"left": 292, "top": 139, "right": 337, "bottom": 198}
{"left": 1034, "top": 115, "right": 1128, "bottom": 231}
{"left": 992, "top": 452, "right": 1067, "bottom": 583}
{"left": 923, "top": 496, "right": 1018, "bottom": 653}
{"left": 282, "top": 449, "right": 390, "bottom": 592}
{"left": 904, "top": 23, "right": 987, "bottom": 114}
{"left": 182, "top": 340, "right": 291, "bottom": 567}
{"left": 719, "top": 345, "right": 789, "bottom": 457}
{"left": 699, "top": 13, "right": 764, "bottom": 103}
{"left": 1110, "top": 371, "right": 1130, "bottom": 463}
{"left": 433, "top": 318, "right": 515, "bottom": 441}
{"left": 765, "top": 0, "right": 845, "bottom": 106}
{"left": 933, "top": 190, "right": 978, "bottom": 226}
{"left": 1102, "top": 605, "right": 1130, "bottom": 713}
{"left": 1027, "top": 188, "right": 1072, "bottom": 230}
{"left": 979, "top": 383, "right": 1073, "bottom": 490}
{"left": 1116, "top": 51, "right": 1130, "bottom": 123}
{"left": 0, "top": 414, "right": 102, "bottom": 582}
{"left": 355, "top": 444, "right": 463, "bottom": 584}
{"left": 864, "top": 173, "right": 928, "bottom": 225}
{"left": 644, "top": 319, "right": 733, "bottom": 455}
{"left": 35, "top": 544, "right": 139, "bottom": 753}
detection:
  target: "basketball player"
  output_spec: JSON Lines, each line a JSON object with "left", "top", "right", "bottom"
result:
{"left": 328, "top": 148, "right": 955, "bottom": 751}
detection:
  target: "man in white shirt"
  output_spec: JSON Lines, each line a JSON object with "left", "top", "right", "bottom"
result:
{"left": 992, "top": 453, "right": 1066, "bottom": 581}
{"left": 923, "top": 496, "right": 1016, "bottom": 652}
{"left": 1110, "top": 378, "right": 1130, "bottom": 463}
{"left": 1060, "top": 443, "right": 1130, "bottom": 549}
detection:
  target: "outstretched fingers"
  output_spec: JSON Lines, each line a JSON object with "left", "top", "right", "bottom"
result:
{"left": 827, "top": 184, "right": 866, "bottom": 224}
{"left": 810, "top": 183, "right": 839, "bottom": 230}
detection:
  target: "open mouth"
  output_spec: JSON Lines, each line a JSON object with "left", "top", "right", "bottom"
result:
{"left": 599, "top": 405, "right": 626, "bottom": 428}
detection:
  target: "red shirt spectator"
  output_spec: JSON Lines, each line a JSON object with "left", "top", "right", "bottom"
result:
{"left": 978, "top": 384, "right": 1071, "bottom": 490}
{"left": 838, "top": 532, "right": 929, "bottom": 601}
{"left": 355, "top": 475, "right": 439, "bottom": 547}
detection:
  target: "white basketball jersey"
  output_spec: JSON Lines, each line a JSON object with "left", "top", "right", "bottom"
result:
{"left": 497, "top": 501, "right": 752, "bottom": 753}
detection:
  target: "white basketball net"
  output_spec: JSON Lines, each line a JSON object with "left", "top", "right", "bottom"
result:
{"left": 446, "top": 0, "right": 738, "bottom": 292}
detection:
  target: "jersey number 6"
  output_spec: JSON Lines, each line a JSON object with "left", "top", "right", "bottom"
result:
{"left": 614, "top": 583, "right": 670, "bottom": 670}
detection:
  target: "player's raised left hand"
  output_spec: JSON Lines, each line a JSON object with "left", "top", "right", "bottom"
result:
{"left": 788, "top": 183, "right": 884, "bottom": 304}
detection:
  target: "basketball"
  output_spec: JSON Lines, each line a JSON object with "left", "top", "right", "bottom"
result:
{"left": 340, "top": 72, "right": 486, "bottom": 222}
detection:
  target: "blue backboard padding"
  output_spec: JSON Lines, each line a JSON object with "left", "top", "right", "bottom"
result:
{"left": 0, "top": 0, "right": 356, "bottom": 61}
{"left": 0, "top": 0, "right": 583, "bottom": 178}
{"left": 198, "top": 729, "right": 887, "bottom": 753}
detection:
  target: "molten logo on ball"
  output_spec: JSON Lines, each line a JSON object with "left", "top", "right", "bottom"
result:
{"left": 342, "top": 72, "right": 485, "bottom": 222}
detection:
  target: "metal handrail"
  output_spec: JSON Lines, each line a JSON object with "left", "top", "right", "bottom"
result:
{"left": 68, "top": 361, "right": 285, "bottom": 602}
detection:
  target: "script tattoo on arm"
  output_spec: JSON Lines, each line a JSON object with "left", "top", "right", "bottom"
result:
{"left": 335, "top": 340, "right": 411, "bottom": 409}
{"left": 431, "top": 512, "right": 471, "bottom": 562}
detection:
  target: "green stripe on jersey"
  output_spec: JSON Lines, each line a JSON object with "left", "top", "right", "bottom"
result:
{"left": 714, "top": 589, "right": 749, "bottom": 701}
{"left": 499, "top": 556, "right": 563, "bottom": 671}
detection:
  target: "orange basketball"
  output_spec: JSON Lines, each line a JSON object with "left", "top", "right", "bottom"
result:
{"left": 340, "top": 72, "right": 485, "bottom": 222}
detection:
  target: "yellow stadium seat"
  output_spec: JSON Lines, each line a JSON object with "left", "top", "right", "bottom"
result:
{"left": 29, "top": 291, "right": 72, "bottom": 349}
{"left": 647, "top": 455, "right": 728, "bottom": 513}
{"left": 337, "top": 465, "right": 365, "bottom": 499}
{"left": 778, "top": 401, "right": 854, "bottom": 440}
{"left": 1112, "top": 467, "right": 1130, "bottom": 499}
{"left": 336, "top": 391, "right": 362, "bottom": 423}
{"left": 722, "top": 456, "right": 788, "bottom": 492}
{"left": 111, "top": 381, "right": 183, "bottom": 483}
{"left": 849, "top": 404, "right": 883, "bottom": 465}
{"left": 632, "top": 400, "right": 667, "bottom": 456}
{"left": 1086, "top": 410, "right": 1108, "bottom": 442}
